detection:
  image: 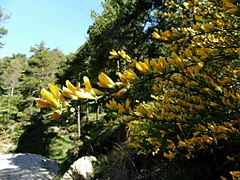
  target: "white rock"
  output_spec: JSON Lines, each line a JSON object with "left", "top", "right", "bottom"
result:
{"left": 62, "top": 156, "right": 97, "bottom": 180}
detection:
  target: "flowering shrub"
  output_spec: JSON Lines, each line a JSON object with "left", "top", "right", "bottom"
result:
{"left": 36, "top": 0, "right": 240, "bottom": 178}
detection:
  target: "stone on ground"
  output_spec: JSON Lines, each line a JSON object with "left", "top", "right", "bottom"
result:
{"left": 62, "top": 156, "right": 97, "bottom": 180}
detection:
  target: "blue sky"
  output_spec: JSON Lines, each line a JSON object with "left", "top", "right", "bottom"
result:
{"left": 0, "top": 0, "right": 103, "bottom": 58}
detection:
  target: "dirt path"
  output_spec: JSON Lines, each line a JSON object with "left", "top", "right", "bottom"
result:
{"left": 0, "top": 153, "right": 59, "bottom": 180}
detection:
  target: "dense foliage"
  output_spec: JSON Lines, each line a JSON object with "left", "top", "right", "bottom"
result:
{"left": 0, "top": 43, "right": 70, "bottom": 159}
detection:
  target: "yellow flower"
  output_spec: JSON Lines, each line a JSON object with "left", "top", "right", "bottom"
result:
{"left": 62, "top": 86, "right": 78, "bottom": 100}
{"left": 124, "top": 55, "right": 131, "bottom": 62}
{"left": 110, "top": 49, "right": 118, "bottom": 56}
{"left": 35, "top": 99, "right": 51, "bottom": 108}
{"left": 234, "top": 69, "right": 240, "bottom": 78}
{"left": 223, "top": 0, "right": 238, "bottom": 13}
{"left": 230, "top": 171, "right": 240, "bottom": 179}
{"left": 106, "top": 99, "right": 117, "bottom": 110}
{"left": 225, "top": 1, "right": 237, "bottom": 8}
{"left": 202, "top": 23, "right": 215, "bottom": 32}
{"left": 125, "top": 98, "right": 131, "bottom": 110}
{"left": 186, "top": 66, "right": 195, "bottom": 77}
{"left": 48, "top": 83, "right": 59, "bottom": 100}
{"left": 40, "top": 88, "right": 59, "bottom": 109}
{"left": 83, "top": 76, "right": 95, "bottom": 95}
{"left": 158, "top": 56, "right": 168, "bottom": 70}
{"left": 117, "top": 88, "right": 127, "bottom": 96}
{"left": 75, "top": 90, "right": 95, "bottom": 99}
{"left": 192, "top": 24, "right": 202, "bottom": 31}
{"left": 178, "top": 140, "right": 187, "bottom": 148}
{"left": 150, "top": 60, "right": 161, "bottom": 71}
{"left": 74, "top": 77, "right": 98, "bottom": 99}
{"left": 118, "top": 50, "right": 126, "bottom": 57}
{"left": 186, "top": 153, "right": 192, "bottom": 159}
{"left": 195, "top": 15, "right": 203, "bottom": 22}
{"left": 202, "top": 87, "right": 214, "bottom": 95}
{"left": 118, "top": 103, "right": 125, "bottom": 114}
{"left": 172, "top": 52, "right": 183, "bottom": 68}
{"left": 128, "top": 143, "right": 141, "bottom": 149}
{"left": 196, "top": 49, "right": 208, "bottom": 60}
{"left": 36, "top": 83, "right": 69, "bottom": 119}
{"left": 171, "top": 28, "right": 179, "bottom": 37}
{"left": 193, "top": 131, "right": 200, "bottom": 137}
{"left": 227, "top": 156, "right": 235, "bottom": 161}
{"left": 161, "top": 30, "right": 171, "bottom": 41}
{"left": 183, "top": 2, "right": 191, "bottom": 8}
{"left": 152, "top": 31, "right": 161, "bottom": 39}
{"left": 115, "top": 82, "right": 126, "bottom": 87}
{"left": 117, "top": 50, "right": 131, "bottom": 62}
{"left": 214, "top": 85, "right": 223, "bottom": 93}
{"left": 59, "top": 94, "right": 69, "bottom": 107}
{"left": 136, "top": 61, "right": 150, "bottom": 73}
{"left": 228, "top": 7, "right": 238, "bottom": 14}
{"left": 201, "top": 135, "right": 213, "bottom": 144}
{"left": 210, "top": 101, "right": 218, "bottom": 106}
{"left": 194, "top": 62, "right": 204, "bottom": 74}
{"left": 63, "top": 80, "right": 95, "bottom": 100}
{"left": 220, "top": 176, "right": 228, "bottom": 180}
{"left": 117, "top": 72, "right": 128, "bottom": 85}
{"left": 163, "top": 150, "right": 175, "bottom": 159}
{"left": 109, "top": 49, "right": 118, "bottom": 59}
{"left": 93, "top": 88, "right": 103, "bottom": 95}
{"left": 116, "top": 69, "right": 137, "bottom": 87}
{"left": 97, "top": 72, "right": 115, "bottom": 88}
{"left": 66, "top": 80, "right": 77, "bottom": 92}
{"left": 111, "top": 88, "right": 127, "bottom": 97}
{"left": 124, "top": 69, "right": 137, "bottom": 81}
{"left": 185, "top": 48, "right": 193, "bottom": 58}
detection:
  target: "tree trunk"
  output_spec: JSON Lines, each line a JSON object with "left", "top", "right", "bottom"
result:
{"left": 77, "top": 105, "right": 81, "bottom": 138}
{"left": 85, "top": 104, "right": 89, "bottom": 124}
{"left": 96, "top": 105, "right": 100, "bottom": 121}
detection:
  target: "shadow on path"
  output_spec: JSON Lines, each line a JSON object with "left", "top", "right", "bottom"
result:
{"left": 14, "top": 115, "right": 57, "bottom": 157}
{"left": 0, "top": 153, "right": 59, "bottom": 180}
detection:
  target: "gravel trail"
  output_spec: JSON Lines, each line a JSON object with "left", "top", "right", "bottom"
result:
{"left": 0, "top": 153, "right": 59, "bottom": 180}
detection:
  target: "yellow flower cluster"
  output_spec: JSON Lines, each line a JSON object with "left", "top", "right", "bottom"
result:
{"left": 230, "top": 171, "right": 240, "bottom": 179}
{"left": 36, "top": 69, "right": 138, "bottom": 119}
{"left": 36, "top": 72, "right": 122, "bottom": 119}
{"left": 108, "top": 49, "right": 131, "bottom": 62}
{"left": 35, "top": 83, "right": 68, "bottom": 119}
{"left": 117, "top": 0, "right": 240, "bottom": 165}
{"left": 106, "top": 98, "right": 132, "bottom": 114}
